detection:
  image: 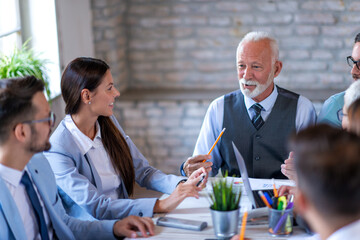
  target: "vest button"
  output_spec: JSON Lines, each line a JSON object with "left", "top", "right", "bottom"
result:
{"left": 139, "top": 212, "right": 143, "bottom": 217}
{"left": 255, "top": 156, "right": 260, "bottom": 161}
{"left": 255, "top": 135, "right": 261, "bottom": 139}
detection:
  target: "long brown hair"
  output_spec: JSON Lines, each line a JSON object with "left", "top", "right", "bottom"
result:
{"left": 61, "top": 57, "right": 135, "bottom": 195}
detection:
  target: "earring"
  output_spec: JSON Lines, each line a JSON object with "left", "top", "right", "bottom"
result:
{"left": 88, "top": 101, "right": 91, "bottom": 105}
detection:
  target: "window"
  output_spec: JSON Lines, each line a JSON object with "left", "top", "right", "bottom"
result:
{"left": 0, "top": 0, "right": 61, "bottom": 99}
{"left": 0, "top": 0, "right": 22, "bottom": 55}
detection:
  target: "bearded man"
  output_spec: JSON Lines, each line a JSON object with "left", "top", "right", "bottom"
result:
{"left": 180, "top": 31, "right": 316, "bottom": 178}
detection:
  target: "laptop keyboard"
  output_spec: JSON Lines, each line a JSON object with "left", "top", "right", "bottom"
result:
{"left": 252, "top": 189, "right": 274, "bottom": 208}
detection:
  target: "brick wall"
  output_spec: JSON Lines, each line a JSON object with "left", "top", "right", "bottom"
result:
{"left": 91, "top": 0, "right": 360, "bottom": 175}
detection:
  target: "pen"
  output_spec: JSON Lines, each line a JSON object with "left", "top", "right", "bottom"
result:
{"left": 202, "top": 128, "right": 226, "bottom": 162}
{"left": 239, "top": 210, "right": 248, "bottom": 240}
{"left": 263, "top": 192, "right": 273, "bottom": 206}
{"left": 196, "top": 174, "right": 206, "bottom": 187}
{"left": 272, "top": 197, "right": 278, "bottom": 209}
{"left": 258, "top": 190, "right": 272, "bottom": 208}
{"left": 272, "top": 178, "right": 278, "bottom": 197}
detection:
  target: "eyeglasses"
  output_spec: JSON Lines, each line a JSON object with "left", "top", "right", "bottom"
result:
{"left": 337, "top": 109, "right": 347, "bottom": 122}
{"left": 346, "top": 56, "right": 360, "bottom": 70}
{"left": 22, "top": 112, "right": 56, "bottom": 128}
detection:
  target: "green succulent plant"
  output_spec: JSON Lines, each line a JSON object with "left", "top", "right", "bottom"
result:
{"left": 209, "top": 171, "right": 241, "bottom": 211}
{"left": 0, "top": 40, "right": 51, "bottom": 99}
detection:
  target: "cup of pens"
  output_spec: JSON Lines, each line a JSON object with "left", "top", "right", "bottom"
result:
{"left": 258, "top": 188, "right": 294, "bottom": 237}
{"left": 268, "top": 206, "right": 294, "bottom": 236}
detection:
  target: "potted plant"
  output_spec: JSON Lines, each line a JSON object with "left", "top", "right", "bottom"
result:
{"left": 0, "top": 40, "right": 51, "bottom": 100}
{"left": 209, "top": 172, "right": 242, "bottom": 239}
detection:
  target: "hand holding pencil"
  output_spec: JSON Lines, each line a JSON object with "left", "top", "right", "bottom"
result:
{"left": 183, "top": 128, "right": 226, "bottom": 177}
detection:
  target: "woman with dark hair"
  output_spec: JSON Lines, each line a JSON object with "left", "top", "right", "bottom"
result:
{"left": 44, "top": 57, "right": 208, "bottom": 220}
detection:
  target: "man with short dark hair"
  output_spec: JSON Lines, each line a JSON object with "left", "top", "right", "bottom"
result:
{"left": 290, "top": 125, "right": 360, "bottom": 240}
{"left": 317, "top": 33, "right": 360, "bottom": 127}
{"left": 0, "top": 76, "right": 154, "bottom": 239}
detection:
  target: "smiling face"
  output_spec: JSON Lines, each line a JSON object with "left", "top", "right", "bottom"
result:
{"left": 237, "top": 39, "right": 282, "bottom": 102}
{"left": 89, "top": 70, "right": 120, "bottom": 117}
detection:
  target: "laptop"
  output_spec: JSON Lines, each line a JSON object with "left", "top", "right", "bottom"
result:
{"left": 232, "top": 142, "right": 274, "bottom": 209}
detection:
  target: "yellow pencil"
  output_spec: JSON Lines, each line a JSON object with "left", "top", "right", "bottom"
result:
{"left": 202, "top": 128, "right": 226, "bottom": 162}
{"left": 239, "top": 210, "right": 248, "bottom": 240}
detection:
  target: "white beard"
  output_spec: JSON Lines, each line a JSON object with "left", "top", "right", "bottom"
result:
{"left": 239, "top": 69, "right": 275, "bottom": 99}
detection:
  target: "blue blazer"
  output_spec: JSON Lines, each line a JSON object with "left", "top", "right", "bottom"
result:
{"left": 0, "top": 153, "right": 117, "bottom": 240}
{"left": 44, "top": 115, "right": 185, "bottom": 220}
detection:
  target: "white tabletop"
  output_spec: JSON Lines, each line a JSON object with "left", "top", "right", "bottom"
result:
{"left": 126, "top": 188, "right": 313, "bottom": 240}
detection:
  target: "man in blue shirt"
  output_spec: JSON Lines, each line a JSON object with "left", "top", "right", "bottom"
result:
{"left": 180, "top": 31, "right": 316, "bottom": 178}
{"left": 0, "top": 76, "right": 154, "bottom": 239}
{"left": 317, "top": 33, "right": 360, "bottom": 127}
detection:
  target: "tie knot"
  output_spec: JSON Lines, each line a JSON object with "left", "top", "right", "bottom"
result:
{"left": 21, "top": 171, "right": 31, "bottom": 186}
{"left": 251, "top": 103, "right": 263, "bottom": 114}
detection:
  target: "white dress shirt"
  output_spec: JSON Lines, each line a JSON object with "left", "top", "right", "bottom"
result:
{"left": 64, "top": 115, "right": 121, "bottom": 200}
{"left": 0, "top": 164, "right": 53, "bottom": 240}
{"left": 193, "top": 86, "right": 317, "bottom": 176}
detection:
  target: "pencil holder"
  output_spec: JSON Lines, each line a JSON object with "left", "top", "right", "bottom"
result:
{"left": 268, "top": 207, "right": 293, "bottom": 237}
{"left": 210, "top": 207, "right": 239, "bottom": 239}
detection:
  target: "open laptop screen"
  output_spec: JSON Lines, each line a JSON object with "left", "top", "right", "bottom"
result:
{"left": 232, "top": 142, "right": 273, "bottom": 208}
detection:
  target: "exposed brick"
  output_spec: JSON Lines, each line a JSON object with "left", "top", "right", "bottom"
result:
{"left": 215, "top": 2, "right": 251, "bottom": 12}
{"left": 287, "top": 50, "right": 310, "bottom": 59}
{"left": 209, "top": 17, "right": 231, "bottom": 27}
{"left": 301, "top": 1, "right": 345, "bottom": 11}
{"left": 321, "top": 38, "right": 343, "bottom": 48}
{"left": 294, "top": 13, "right": 336, "bottom": 24}
{"left": 322, "top": 26, "right": 359, "bottom": 36}
{"left": 312, "top": 50, "right": 333, "bottom": 60}
{"left": 349, "top": 2, "right": 360, "bottom": 11}
{"left": 256, "top": 14, "right": 292, "bottom": 24}
{"left": 295, "top": 25, "right": 320, "bottom": 35}
{"left": 277, "top": 1, "right": 298, "bottom": 12}
{"left": 256, "top": 1, "right": 277, "bottom": 12}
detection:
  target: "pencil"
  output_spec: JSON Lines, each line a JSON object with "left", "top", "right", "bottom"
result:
{"left": 258, "top": 190, "right": 272, "bottom": 208}
{"left": 239, "top": 210, "right": 248, "bottom": 240}
{"left": 202, "top": 128, "right": 226, "bottom": 162}
{"left": 272, "top": 178, "right": 278, "bottom": 197}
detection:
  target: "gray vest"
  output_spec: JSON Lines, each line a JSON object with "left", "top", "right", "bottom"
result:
{"left": 219, "top": 86, "right": 298, "bottom": 179}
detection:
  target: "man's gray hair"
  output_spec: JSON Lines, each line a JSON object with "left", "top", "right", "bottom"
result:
{"left": 236, "top": 31, "right": 279, "bottom": 63}
{"left": 345, "top": 80, "right": 360, "bottom": 108}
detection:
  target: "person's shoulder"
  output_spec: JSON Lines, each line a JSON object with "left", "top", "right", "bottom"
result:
{"left": 276, "top": 86, "right": 299, "bottom": 100}
{"left": 324, "top": 91, "right": 345, "bottom": 105}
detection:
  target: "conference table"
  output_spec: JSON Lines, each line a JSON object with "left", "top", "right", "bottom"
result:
{"left": 126, "top": 178, "right": 313, "bottom": 240}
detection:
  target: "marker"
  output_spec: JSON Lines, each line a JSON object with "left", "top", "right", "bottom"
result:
{"left": 196, "top": 174, "right": 206, "bottom": 187}
{"left": 258, "top": 190, "right": 272, "bottom": 208}
{"left": 277, "top": 196, "right": 287, "bottom": 210}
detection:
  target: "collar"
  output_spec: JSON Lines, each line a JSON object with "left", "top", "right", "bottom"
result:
{"left": 244, "top": 85, "right": 278, "bottom": 112}
{"left": 64, "top": 115, "right": 102, "bottom": 155}
{"left": 0, "top": 164, "right": 25, "bottom": 187}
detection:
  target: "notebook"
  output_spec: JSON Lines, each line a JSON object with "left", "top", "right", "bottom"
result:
{"left": 232, "top": 142, "right": 274, "bottom": 209}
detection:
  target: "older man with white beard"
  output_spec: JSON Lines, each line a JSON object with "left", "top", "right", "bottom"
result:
{"left": 180, "top": 31, "right": 316, "bottom": 178}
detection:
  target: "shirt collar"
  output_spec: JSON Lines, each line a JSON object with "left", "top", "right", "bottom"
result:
{"left": 64, "top": 115, "right": 102, "bottom": 155}
{"left": 244, "top": 85, "right": 278, "bottom": 112}
{"left": 0, "top": 164, "right": 24, "bottom": 187}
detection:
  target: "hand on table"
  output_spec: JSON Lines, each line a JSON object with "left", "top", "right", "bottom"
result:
{"left": 154, "top": 167, "right": 208, "bottom": 213}
{"left": 183, "top": 154, "right": 212, "bottom": 177}
{"left": 113, "top": 215, "right": 154, "bottom": 238}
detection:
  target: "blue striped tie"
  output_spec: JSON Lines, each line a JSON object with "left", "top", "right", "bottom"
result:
{"left": 21, "top": 171, "right": 50, "bottom": 240}
{"left": 251, "top": 103, "right": 264, "bottom": 130}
